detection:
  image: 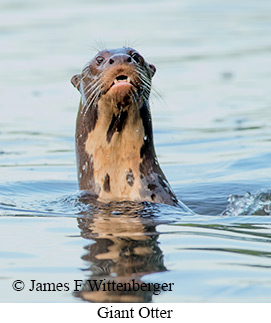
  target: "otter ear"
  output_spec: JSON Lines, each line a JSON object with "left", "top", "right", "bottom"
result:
{"left": 71, "top": 74, "right": 81, "bottom": 90}
{"left": 149, "top": 64, "right": 156, "bottom": 77}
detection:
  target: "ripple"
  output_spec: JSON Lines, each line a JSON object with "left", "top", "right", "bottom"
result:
{"left": 222, "top": 189, "right": 271, "bottom": 216}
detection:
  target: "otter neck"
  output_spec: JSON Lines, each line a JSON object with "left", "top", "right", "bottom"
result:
{"left": 76, "top": 98, "right": 161, "bottom": 201}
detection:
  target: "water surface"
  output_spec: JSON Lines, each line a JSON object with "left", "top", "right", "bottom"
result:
{"left": 0, "top": 0, "right": 271, "bottom": 302}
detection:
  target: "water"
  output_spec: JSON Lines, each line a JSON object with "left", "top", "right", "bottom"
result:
{"left": 0, "top": 0, "right": 271, "bottom": 302}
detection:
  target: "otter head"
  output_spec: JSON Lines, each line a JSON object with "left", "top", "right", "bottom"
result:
{"left": 71, "top": 47, "right": 179, "bottom": 206}
{"left": 71, "top": 47, "right": 156, "bottom": 117}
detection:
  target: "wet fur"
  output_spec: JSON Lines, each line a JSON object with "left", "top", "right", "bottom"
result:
{"left": 72, "top": 47, "right": 178, "bottom": 206}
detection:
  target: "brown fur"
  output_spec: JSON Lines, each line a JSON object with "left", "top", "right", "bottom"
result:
{"left": 84, "top": 96, "right": 145, "bottom": 202}
{"left": 71, "top": 47, "right": 179, "bottom": 206}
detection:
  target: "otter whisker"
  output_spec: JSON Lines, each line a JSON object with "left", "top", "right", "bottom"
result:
{"left": 82, "top": 76, "right": 104, "bottom": 99}
{"left": 137, "top": 66, "right": 164, "bottom": 102}
{"left": 129, "top": 89, "right": 138, "bottom": 107}
{"left": 82, "top": 86, "right": 101, "bottom": 115}
{"left": 81, "top": 85, "right": 99, "bottom": 109}
{"left": 137, "top": 73, "right": 151, "bottom": 85}
{"left": 137, "top": 75, "right": 151, "bottom": 87}
{"left": 137, "top": 79, "right": 151, "bottom": 92}
{"left": 82, "top": 77, "right": 103, "bottom": 98}
{"left": 136, "top": 72, "right": 152, "bottom": 88}
{"left": 138, "top": 76, "right": 163, "bottom": 102}
{"left": 81, "top": 82, "right": 102, "bottom": 114}
{"left": 137, "top": 67, "right": 152, "bottom": 82}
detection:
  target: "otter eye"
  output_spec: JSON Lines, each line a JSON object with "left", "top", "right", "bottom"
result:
{"left": 96, "top": 56, "right": 104, "bottom": 65}
{"left": 131, "top": 52, "right": 142, "bottom": 64}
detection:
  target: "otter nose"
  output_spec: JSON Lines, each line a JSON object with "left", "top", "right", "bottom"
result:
{"left": 108, "top": 54, "right": 132, "bottom": 65}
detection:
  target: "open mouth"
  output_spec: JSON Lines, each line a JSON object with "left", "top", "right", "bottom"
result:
{"left": 110, "top": 75, "right": 132, "bottom": 88}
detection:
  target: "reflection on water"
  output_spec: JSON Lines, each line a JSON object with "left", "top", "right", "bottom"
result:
{"left": 75, "top": 203, "right": 166, "bottom": 302}
{"left": 72, "top": 201, "right": 271, "bottom": 303}
{"left": 73, "top": 203, "right": 271, "bottom": 303}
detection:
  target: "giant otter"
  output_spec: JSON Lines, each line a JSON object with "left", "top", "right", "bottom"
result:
{"left": 71, "top": 47, "right": 188, "bottom": 208}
